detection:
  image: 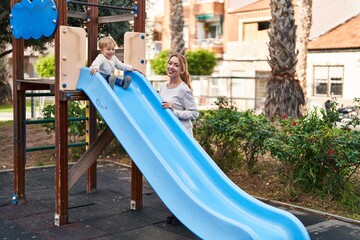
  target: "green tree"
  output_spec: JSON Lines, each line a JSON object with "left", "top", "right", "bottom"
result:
{"left": 1, "top": 1, "right": 52, "bottom": 103}
{"left": 67, "top": 0, "right": 133, "bottom": 46}
{"left": 265, "top": 0, "right": 305, "bottom": 120}
{"left": 0, "top": 2, "right": 12, "bottom": 58}
{"left": 1, "top": 1, "right": 133, "bottom": 58}
{"left": 0, "top": 1, "right": 51, "bottom": 59}
{"left": 1, "top": 1, "right": 133, "bottom": 102}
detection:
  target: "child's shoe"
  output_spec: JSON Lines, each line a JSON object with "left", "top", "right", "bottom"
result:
{"left": 121, "top": 76, "right": 132, "bottom": 90}
{"left": 108, "top": 75, "right": 116, "bottom": 89}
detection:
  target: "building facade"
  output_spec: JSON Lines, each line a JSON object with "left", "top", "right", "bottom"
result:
{"left": 153, "top": 0, "right": 360, "bottom": 110}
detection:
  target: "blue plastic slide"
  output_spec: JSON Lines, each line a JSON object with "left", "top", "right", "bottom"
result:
{"left": 77, "top": 67, "right": 310, "bottom": 240}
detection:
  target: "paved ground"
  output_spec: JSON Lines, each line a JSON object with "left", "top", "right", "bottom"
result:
{"left": 0, "top": 112, "right": 15, "bottom": 121}
{"left": 1, "top": 164, "right": 360, "bottom": 240}
{"left": 0, "top": 112, "right": 36, "bottom": 121}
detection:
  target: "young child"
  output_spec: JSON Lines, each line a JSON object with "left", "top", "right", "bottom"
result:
{"left": 90, "top": 36, "right": 132, "bottom": 90}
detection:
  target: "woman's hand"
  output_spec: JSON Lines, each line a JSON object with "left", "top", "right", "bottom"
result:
{"left": 162, "top": 102, "right": 173, "bottom": 111}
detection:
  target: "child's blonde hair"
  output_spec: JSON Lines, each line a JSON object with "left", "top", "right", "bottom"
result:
{"left": 98, "top": 36, "right": 117, "bottom": 49}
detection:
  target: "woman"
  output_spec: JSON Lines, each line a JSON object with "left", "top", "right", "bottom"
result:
{"left": 159, "top": 52, "right": 199, "bottom": 135}
{"left": 159, "top": 52, "right": 199, "bottom": 225}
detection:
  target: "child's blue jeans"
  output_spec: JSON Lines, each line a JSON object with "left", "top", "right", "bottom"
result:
{"left": 103, "top": 74, "right": 122, "bottom": 88}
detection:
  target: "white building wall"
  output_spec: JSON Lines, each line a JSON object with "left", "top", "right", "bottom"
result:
{"left": 307, "top": 50, "right": 360, "bottom": 108}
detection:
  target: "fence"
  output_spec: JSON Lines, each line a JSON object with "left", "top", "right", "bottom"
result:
{"left": 27, "top": 75, "right": 269, "bottom": 116}
{"left": 149, "top": 75, "right": 268, "bottom": 111}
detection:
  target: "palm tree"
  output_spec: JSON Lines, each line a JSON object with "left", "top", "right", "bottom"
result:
{"left": 169, "top": 0, "right": 185, "bottom": 55}
{"left": 265, "top": 0, "right": 305, "bottom": 120}
{"left": 296, "top": 0, "right": 312, "bottom": 99}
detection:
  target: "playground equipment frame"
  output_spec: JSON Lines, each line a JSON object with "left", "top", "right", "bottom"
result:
{"left": 10, "top": 0, "right": 146, "bottom": 226}
{"left": 67, "top": 0, "right": 136, "bottom": 12}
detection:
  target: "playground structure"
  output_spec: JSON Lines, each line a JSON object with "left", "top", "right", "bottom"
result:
{"left": 10, "top": 0, "right": 312, "bottom": 239}
{"left": 10, "top": 0, "right": 146, "bottom": 226}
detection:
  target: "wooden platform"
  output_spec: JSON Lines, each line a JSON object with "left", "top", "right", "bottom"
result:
{"left": 17, "top": 79, "right": 88, "bottom": 101}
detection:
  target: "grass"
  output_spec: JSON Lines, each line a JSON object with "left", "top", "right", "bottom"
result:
{"left": 0, "top": 103, "right": 14, "bottom": 113}
{"left": 0, "top": 99, "right": 54, "bottom": 113}
{"left": 0, "top": 101, "right": 34, "bottom": 113}
{"left": 0, "top": 120, "right": 12, "bottom": 126}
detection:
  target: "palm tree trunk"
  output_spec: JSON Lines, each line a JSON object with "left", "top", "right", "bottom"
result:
{"left": 296, "top": 0, "right": 312, "bottom": 100}
{"left": 265, "top": 0, "right": 305, "bottom": 120}
{"left": 169, "top": 0, "right": 185, "bottom": 55}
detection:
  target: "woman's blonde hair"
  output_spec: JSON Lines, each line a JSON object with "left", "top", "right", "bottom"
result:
{"left": 98, "top": 36, "right": 117, "bottom": 49}
{"left": 168, "top": 52, "right": 192, "bottom": 90}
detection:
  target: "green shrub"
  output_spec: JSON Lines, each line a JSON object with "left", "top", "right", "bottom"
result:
{"left": 194, "top": 97, "right": 243, "bottom": 172}
{"left": 40, "top": 101, "right": 127, "bottom": 160}
{"left": 35, "top": 55, "right": 55, "bottom": 77}
{"left": 150, "top": 49, "right": 217, "bottom": 76}
{"left": 41, "top": 101, "right": 86, "bottom": 143}
{"left": 186, "top": 49, "right": 216, "bottom": 75}
{"left": 237, "top": 110, "right": 275, "bottom": 174}
{"left": 150, "top": 50, "right": 171, "bottom": 75}
{"left": 195, "top": 96, "right": 360, "bottom": 209}
{"left": 194, "top": 97, "right": 274, "bottom": 173}
{"left": 264, "top": 105, "right": 360, "bottom": 198}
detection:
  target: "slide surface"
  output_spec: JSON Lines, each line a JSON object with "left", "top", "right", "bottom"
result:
{"left": 77, "top": 68, "right": 310, "bottom": 240}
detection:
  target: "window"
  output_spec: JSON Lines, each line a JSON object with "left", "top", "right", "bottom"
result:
{"left": 258, "top": 21, "right": 270, "bottom": 31}
{"left": 206, "top": 23, "right": 221, "bottom": 39}
{"left": 243, "top": 21, "right": 270, "bottom": 41}
{"left": 153, "top": 30, "right": 161, "bottom": 41}
{"left": 196, "top": 15, "right": 222, "bottom": 41}
{"left": 313, "top": 65, "right": 344, "bottom": 96}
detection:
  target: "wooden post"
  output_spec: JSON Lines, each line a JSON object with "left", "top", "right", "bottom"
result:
{"left": 54, "top": 0, "right": 69, "bottom": 226}
{"left": 86, "top": 0, "right": 99, "bottom": 193}
{"left": 10, "top": 0, "right": 26, "bottom": 203}
{"left": 130, "top": 0, "right": 146, "bottom": 211}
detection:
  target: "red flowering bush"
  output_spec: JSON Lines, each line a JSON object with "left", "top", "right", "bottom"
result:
{"left": 264, "top": 107, "right": 360, "bottom": 198}
{"left": 194, "top": 97, "right": 360, "bottom": 202}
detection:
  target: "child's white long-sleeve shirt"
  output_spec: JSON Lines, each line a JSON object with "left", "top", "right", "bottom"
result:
{"left": 90, "top": 54, "right": 133, "bottom": 77}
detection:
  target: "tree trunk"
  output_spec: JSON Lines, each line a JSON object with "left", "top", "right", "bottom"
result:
{"left": 0, "top": 79, "right": 12, "bottom": 104}
{"left": 0, "top": 55, "right": 11, "bottom": 104}
{"left": 265, "top": 0, "right": 305, "bottom": 120}
{"left": 296, "top": 0, "right": 312, "bottom": 100}
{"left": 169, "top": 0, "right": 185, "bottom": 55}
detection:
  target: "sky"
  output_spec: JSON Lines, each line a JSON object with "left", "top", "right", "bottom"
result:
{"left": 311, "top": 0, "right": 360, "bottom": 39}
{"left": 228, "top": 0, "right": 258, "bottom": 12}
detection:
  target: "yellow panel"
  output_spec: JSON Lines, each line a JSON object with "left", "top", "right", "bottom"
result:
{"left": 124, "top": 32, "right": 146, "bottom": 74}
{"left": 59, "top": 26, "right": 87, "bottom": 91}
